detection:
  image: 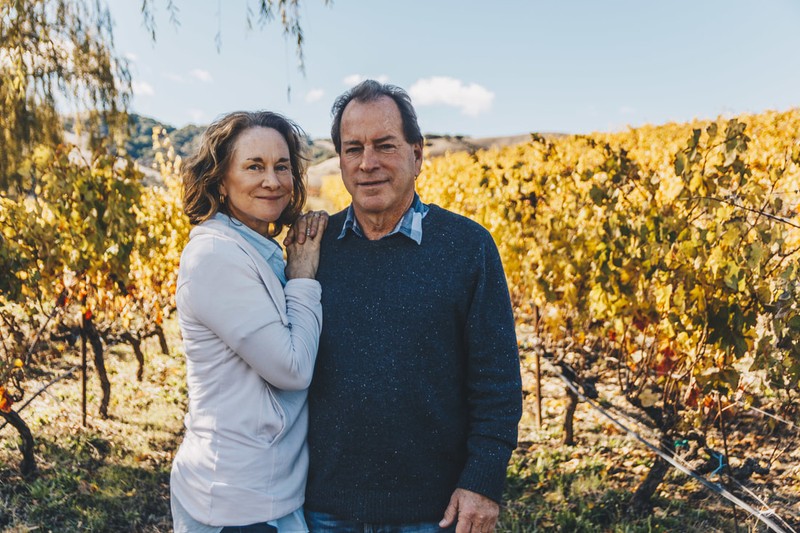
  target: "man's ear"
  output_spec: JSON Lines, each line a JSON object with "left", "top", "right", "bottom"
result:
{"left": 413, "top": 141, "right": 423, "bottom": 176}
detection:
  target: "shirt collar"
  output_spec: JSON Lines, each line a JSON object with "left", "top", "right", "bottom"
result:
{"left": 337, "top": 193, "right": 429, "bottom": 245}
{"left": 212, "top": 212, "right": 287, "bottom": 286}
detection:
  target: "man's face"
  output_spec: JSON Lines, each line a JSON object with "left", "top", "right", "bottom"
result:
{"left": 338, "top": 96, "right": 423, "bottom": 222}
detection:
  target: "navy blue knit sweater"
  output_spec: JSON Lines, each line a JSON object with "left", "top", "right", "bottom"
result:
{"left": 305, "top": 204, "right": 522, "bottom": 523}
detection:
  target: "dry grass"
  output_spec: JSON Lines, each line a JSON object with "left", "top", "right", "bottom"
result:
{"left": 0, "top": 319, "right": 185, "bottom": 532}
{"left": 1, "top": 318, "right": 798, "bottom": 532}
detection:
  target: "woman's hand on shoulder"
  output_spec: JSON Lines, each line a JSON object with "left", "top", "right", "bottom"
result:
{"left": 284, "top": 211, "right": 328, "bottom": 280}
{"left": 284, "top": 210, "right": 328, "bottom": 246}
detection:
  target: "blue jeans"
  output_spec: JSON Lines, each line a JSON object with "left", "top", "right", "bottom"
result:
{"left": 220, "top": 522, "right": 278, "bottom": 533}
{"left": 221, "top": 525, "right": 278, "bottom": 533}
{"left": 305, "top": 511, "right": 455, "bottom": 533}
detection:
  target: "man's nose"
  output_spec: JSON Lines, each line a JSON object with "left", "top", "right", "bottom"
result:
{"left": 359, "top": 146, "right": 379, "bottom": 172}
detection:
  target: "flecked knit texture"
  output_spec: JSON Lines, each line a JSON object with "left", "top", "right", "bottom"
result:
{"left": 306, "top": 204, "right": 523, "bottom": 523}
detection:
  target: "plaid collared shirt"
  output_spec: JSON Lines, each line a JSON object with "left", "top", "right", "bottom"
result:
{"left": 337, "top": 193, "right": 430, "bottom": 245}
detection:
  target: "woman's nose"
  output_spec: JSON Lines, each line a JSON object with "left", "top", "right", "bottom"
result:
{"left": 261, "top": 170, "right": 279, "bottom": 188}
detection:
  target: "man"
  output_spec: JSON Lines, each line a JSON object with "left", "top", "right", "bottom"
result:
{"left": 304, "top": 80, "right": 522, "bottom": 533}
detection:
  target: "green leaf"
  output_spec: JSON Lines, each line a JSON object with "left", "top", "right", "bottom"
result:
{"left": 589, "top": 185, "right": 606, "bottom": 205}
{"left": 724, "top": 264, "right": 741, "bottom": 291}
{"left": 720, "top": 368, "right": 740, "bottom": 393}
{"left": 674, "top": 152, "right": 686, "bottom": 176}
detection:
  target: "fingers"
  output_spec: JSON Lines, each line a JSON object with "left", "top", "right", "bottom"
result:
{"left": 439, "top": 492, "right": 459, "bottom": 529}
{"left": 289, "top": 210, "right": 329, "bottom": 246}
{"left": 304, "top": 211, "right": 327, "bottom": 240}
{"left": 441, "top": 488, "right": 499, "bottom": 533}
{"left": 294, "top": 216, "right": 308, "bottom": 245}
{"left": 314, "top": 211, "right": 328, "bottom": 237}
{"left": 283, "top": 225, "right": 298, "bottom": 246}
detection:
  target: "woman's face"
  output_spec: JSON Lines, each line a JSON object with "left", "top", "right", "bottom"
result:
{"left": 220, "top": 127, "right": 294, "bottom": 236}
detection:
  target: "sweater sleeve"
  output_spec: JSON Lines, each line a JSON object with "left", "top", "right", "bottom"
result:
{"left": 179, "top": 235, "right": 322, "bottom": 391}
{"left": 456, "top": 233, "right": 523, "bottom": 502}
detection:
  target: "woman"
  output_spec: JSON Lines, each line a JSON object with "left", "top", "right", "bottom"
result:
{"left": 171, "top": 111, "right": 327, "bottom": 532}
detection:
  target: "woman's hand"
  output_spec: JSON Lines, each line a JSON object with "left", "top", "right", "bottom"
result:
{"left": 284, "top": 210, "right": 327, "bottom": 246}
{"left": 285, "top": 211, "right": 328, "bottom": 280}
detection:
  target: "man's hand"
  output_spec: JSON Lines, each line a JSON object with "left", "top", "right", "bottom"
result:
{"left": 439, "top": 488, "right": 499, "bottom": 533}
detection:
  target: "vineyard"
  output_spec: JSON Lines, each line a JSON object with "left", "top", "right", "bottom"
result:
{"left": 1, "top": 105, "right": 800, "bottom": 530}
{"left": 0, "top": 128, "right": 187, "bottom": 469}
{"left": 322, "top": 108, "right": 800, "bottom": 531}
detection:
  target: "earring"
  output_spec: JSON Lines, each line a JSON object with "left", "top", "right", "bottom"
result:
{"left": 219, "top": 194, "right": 225, "bottom": 205}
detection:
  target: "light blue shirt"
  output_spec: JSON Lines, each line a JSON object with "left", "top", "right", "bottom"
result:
{"left": 213, "top": 213, "right": 287, "bottom": 286}
{"left": 337, "top": 193, "right": 429, "bottom": 244}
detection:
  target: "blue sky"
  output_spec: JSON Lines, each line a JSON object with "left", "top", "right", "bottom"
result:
{"left": 108, "top": 0, "right": 800, "bottom": 139}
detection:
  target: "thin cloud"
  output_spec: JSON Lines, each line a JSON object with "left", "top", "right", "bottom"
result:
{"left": 187, "top": 109, "right": 208, "bottom": 124}
{"left": 342, "top": 74, "right": 389, "bottom": 86}
{"left": 409, "top": 77, "right": 494, "bottom": 116}
{"left": 619, "top": 105, "right": 635, "bottom": 115}
{"left": 164, "top": 72, "right": 185, "bottom": 83}
{"left": 190, "top": 69, "right": 213, "bottom": 83}
{"left": 132, "top": 81, "right": 155, "bottom": 96}
{"left": 124, "top": 52, "right": 138, "bottom": 62}
{"left": 305, "top": 89, "right": 324, "bottom": 103}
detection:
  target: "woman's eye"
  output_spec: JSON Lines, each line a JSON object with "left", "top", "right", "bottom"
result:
{"left": 248, "top": 164, "right": 262, "bottom": 171}
{"left": 276, "top": 164, "right": 291, "bottom": 173}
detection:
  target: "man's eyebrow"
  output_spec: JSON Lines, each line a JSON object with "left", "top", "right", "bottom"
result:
{"left": 343, "top": 135, "right": 398, "bottom": 145}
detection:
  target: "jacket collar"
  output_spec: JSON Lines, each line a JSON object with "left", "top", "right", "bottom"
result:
{"left": 190, "top": 219, "right": 289, "bottom": 326}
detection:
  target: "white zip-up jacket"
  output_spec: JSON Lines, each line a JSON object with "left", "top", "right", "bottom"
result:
{"left": 170, "top": 218, "right": 322, "bottom": 526}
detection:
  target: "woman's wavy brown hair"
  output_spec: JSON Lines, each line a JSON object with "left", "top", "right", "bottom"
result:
{"left": 181, "top": 111, "right": 308, "bottom": 237}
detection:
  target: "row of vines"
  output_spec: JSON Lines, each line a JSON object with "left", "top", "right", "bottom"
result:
{"left": 322, "top": 108, "right": 800, "bottom": 519}
{"left": 0, "top": 129, "right": 188, "bottom": 475}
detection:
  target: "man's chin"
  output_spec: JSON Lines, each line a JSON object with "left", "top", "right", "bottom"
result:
{"left": 354, "top": 198, "right": 390, "bottom": 214}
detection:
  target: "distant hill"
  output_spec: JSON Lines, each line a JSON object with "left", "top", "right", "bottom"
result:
{"left": 122, "top": 114, "right": 205, "bottom": 168}
{"left": 122, "top": 114, "right": 338, "bottom": 168}
{"left": 62, "top": 113, "right": 206, "bottom": 169}
{"left": 120, "top": 115, "right": 554, "bottom": 171}
{"left": 65, "top": 113, "right": 558, "bottom": 189}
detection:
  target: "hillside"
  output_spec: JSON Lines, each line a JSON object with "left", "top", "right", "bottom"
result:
{"left": 113, "top": 114, "right": 553, "bottom": 189}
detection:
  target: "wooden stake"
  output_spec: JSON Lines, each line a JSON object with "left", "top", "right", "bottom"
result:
{"left": 81, "top": 311, "right": 87, "bottom": 427}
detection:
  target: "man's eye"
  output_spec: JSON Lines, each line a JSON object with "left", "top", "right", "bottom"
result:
{"left": 345, "top": 147, "right": 362, "bottom": 155}
{"left": 379, "top": 144, "right": 396, "bottom": 152}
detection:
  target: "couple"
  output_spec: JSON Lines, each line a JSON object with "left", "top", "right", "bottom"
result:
{"left": 170, "top": 80, "right": 523, "bottom": 533}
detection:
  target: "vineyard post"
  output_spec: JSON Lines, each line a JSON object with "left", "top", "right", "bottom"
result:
{"left": 81, "top": 311, "right": 87, "bottom": 427}
{"left": 717, "top": 394, "right": 740, "bottom": 532}
{"left": 532, "top": 305, "right": 542, "bottom": 428}
{"left": 534, "top": 351, "right": 542, "bottom": 429}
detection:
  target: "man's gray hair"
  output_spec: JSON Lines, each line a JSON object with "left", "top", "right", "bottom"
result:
{"left": 330, "top": 79, "right": 424, "bottom": 154}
